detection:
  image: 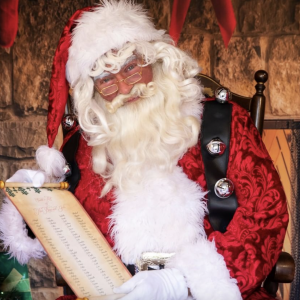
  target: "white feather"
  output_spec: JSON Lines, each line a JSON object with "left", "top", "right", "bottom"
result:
{"left": 0, "top": 145, "right": 66, "bottom": 264}
{"left": 0, "top": 198, "right": 46, "bottom": 265}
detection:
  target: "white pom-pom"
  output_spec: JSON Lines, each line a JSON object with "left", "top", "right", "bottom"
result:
{"left": 36, "top": 145, "right": 66, "bottom": 178}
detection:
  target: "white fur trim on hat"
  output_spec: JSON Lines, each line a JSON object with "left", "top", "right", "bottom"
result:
{"left": 166, "top": 239, "right": 242, "bottom": 300}
{"left": 66, "top": 0, "right": 165, "bottom": 85}
{"left": 0, "top": 198, "right": 46, "bottom": 265}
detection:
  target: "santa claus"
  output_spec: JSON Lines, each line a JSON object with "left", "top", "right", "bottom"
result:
{"left": 0, "top": 1, "right": 288, "bottom": 300}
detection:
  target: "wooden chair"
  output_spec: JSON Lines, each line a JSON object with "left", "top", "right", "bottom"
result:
{"left": 196, "top": 70, "right": 295, "bottom": 296}
{"left": 196, "top": 70, "right": 267, "bottom": 135}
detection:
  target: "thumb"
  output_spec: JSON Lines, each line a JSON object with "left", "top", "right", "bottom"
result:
{"left": 114, "top": 275, "right": 144, "bottom": 294}
{"left": 7, "top": 169, "right": 33, "bottom": 183}
{"left": 31, "top": 171, "right": 46, "bottom": 187}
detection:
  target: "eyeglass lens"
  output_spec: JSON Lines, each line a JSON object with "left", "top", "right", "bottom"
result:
{"left": 101, "top": 73, "right": 142, "bottom": 96}
{"left": 94, "top": 57, "right": 142, "bottom": 96}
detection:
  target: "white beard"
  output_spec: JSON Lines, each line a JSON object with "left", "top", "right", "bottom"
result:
{"left": 91, "top": 64, "right": 202, "bottom": 196}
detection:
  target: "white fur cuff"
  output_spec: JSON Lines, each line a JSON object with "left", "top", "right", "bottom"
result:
{"left": 0, "top": 197, "right": 46, "bottom": 265}
{"left": 166, "top": 239, "right": 242, "bottom": 300}
{"left": 36, "top": 145, "right": 66, "bottom": 179}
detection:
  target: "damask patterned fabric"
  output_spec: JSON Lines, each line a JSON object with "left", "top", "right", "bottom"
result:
{"left": 58, "top": 101, "right": 288, "bottom": 300}
{"left": 179, "top": 102, "right": 288, "bottom": 299}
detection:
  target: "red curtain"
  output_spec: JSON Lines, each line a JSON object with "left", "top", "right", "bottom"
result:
{"left": 0, "top": 0, "right": 236, "bottom": 50}
{"left": 169, "top": 0, "right": 191, "bottom": 44}
{"left": 0, "top": 0, "right": 19, "bottom": 48}
{"left": 169, "top": 0, "right": 236, "bottom": 48}
{"left": 211, "top": 0, "right": 236, "bottom": 48}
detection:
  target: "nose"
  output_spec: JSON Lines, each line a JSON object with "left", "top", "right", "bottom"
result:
{"left": 116, "top": 74, "right": 133, "bottom": 95}
{"left": 118, "top": 80, "right": 133, "bottom": 95}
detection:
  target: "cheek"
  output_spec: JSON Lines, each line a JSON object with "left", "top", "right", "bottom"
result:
{"left": 100, "top": 91, "right": 118, "bottom": 102}
{"left": 141, "top": 65, "right": 153, "bottom": 84}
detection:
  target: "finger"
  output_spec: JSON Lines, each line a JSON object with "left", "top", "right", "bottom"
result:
{"left": 113, "top": 275, "right": 143, "bottom": 294}
{"left": 115, "top": 288, "right": 143, "bottom": 300}
{"left": 31, "top": 171, "right": 46, "bottom": 187}
{"left": 7, "top": 169, "right": 32, "bottom": 183}
{"left": 113, "top": 283, "right": 134, "bottom": 294}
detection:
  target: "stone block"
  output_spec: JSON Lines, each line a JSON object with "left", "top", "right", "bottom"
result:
{"left": 178, "top": 34, "right": 212, "bottom": 75}
{"left": 13, "top": 0, "right": 90, "bottom": 116}
{"left": 239, "top": 0, "right": 298, "bottom": 34}
{"left": 296, "top": 4, "right": 300, "bottom": 29}
{"left": 268, "top": 35, "right": 300, "bottom": 117}
{"left": 0, "top": 119, "right": 47, "bottom": 151}
{"left": 213, "top": 37, "right": 264, "bottom": 97}
{"left": 139, "top": 0, "right": 171, "bottom": 31}
{"left": 0, "top": 146, "right": 37, "bottom": 159}
{"left": 28, "top": 256, "right": 57, "bottom": 288}
{"left": 182, "top": 0, "right": 219, "bottom": 35}
{"left": 31, "top": 287, "right": 63, "bottom": 300}
{"left": 0, "top": 110, "right": 13, "bottom": 121}
{"left": 0, "top": 49, "right": 12, "bottom": 108}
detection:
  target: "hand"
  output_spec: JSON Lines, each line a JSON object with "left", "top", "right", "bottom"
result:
{"left": 7, "top": 169, "right": 46, "bottom": 187}
{"left": 114, "top": 268, "right": 188, "bottom": 300}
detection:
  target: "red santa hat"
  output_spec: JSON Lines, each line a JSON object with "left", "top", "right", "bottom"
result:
{"left": 47, "top": 0, "right": 165, "bottom": 148}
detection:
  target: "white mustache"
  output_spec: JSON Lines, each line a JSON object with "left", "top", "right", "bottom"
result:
{"left": 105, "top": 82, "right": 156, "bottom": 114}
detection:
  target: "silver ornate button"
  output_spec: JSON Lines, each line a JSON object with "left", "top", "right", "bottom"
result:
{"left": 215, "top": 87, "right": 232, "bottom": 103}
{"left": 63, "top": 164, "right": 72, "bottom": 177}
{"left": 62, "top": 114, "right": 77, "bottom": 131}
{"left": 214, "top": 178, "right": 234, "bottom": 198}
{"left": 206, "top": 138, "right": 226, "bottom": 156}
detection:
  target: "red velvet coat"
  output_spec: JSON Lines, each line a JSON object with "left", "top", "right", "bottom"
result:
{"left": 58, "top": 101, "right": 288, "bottom": 300}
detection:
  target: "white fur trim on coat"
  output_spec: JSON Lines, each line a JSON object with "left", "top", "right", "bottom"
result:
{"left": 66, "top": 0, "right": 166, "bottom": 85}
{"left": 110, "top": 166, "right": 207, "bottom": 265}
{"left": 0, "top": 198, "right": 46, "bottom": 265}
{"left": 166, "top": 239, "right": 242, "bottom": 300}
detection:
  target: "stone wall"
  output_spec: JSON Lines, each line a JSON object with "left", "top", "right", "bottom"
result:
{"left": 178, "top": 0, "right": 300, "bottom": 119}
{"left": 0, "top": 0, "right": 299, "bottom": 299}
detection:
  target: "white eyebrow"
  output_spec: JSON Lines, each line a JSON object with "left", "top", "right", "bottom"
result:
{"left": 93, "top": 71, "right": 111, "bottom": 81}
{"left": 93, "top": 55, "right": 138, "bottom": 81}
{"left": 122, "top": 55, "right": 137, "bottom": 67}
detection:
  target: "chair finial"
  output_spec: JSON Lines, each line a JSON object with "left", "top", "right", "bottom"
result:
{"left": 252, "top": 70, "right": 268, "bottom": 135}
{"left": 255, "top": 70, "right": 268, "bottom": 84}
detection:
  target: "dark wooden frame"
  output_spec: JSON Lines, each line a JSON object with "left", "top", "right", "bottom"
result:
{"left": 196, "top": 70, "right": 267, "bottom": 136}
